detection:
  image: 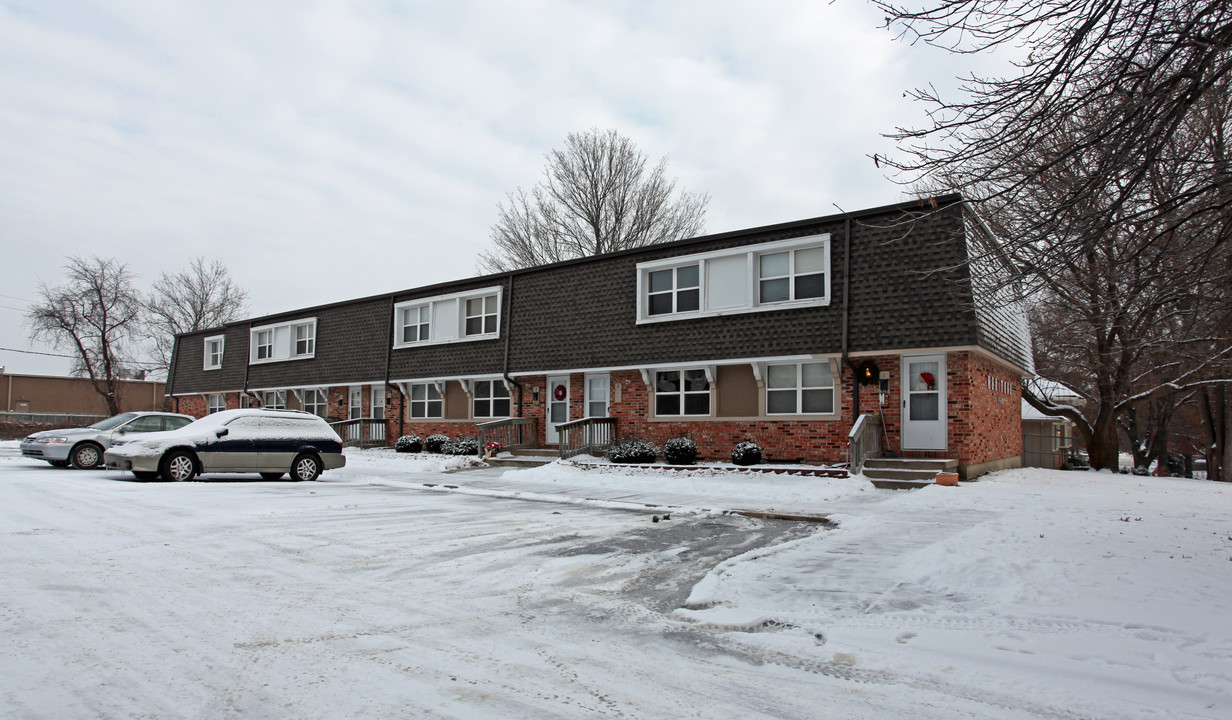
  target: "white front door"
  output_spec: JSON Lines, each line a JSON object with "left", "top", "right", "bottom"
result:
{"left": 901, "top": 354, "right": 947, "bottom": 450}
{"left": 546, "top": 376, "right": 570, "bottom": 444}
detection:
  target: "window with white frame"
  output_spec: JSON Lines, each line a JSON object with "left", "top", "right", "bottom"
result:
{"left": 647, "top": 265, "right": 700, "bottom": 316}
{"left": 393, "top": 287, "right": 502, "bottom": 349}
{"left": 207, "top": 393, "right": 226, "bottom": 414}
{"left": 758, "top": 246, "right": 827, "bottom": 304}
{"left": 249, "top": 317, "right": 317, "bottom": 363}
{"left": 204, "top": 336, "right": 225, "bottom": 370}
{"left": 472, "top": 380, "right": 510, "bottom": 418}
{"left": 636, "top": 234, "right": 830, "bottom": 323}
{"left": 655, "top": 370, "right": 711, "bottom": 416}
{"left": 400, "top": 305, "right": 430, "bottom": 344}
{"left": 348, "top": 387, "right": 363, "bottom": 420}
{"left": 302, "top": 388, "right": 328, "bottom": 418}
{"left": 766, "top": 361, "right": 835, "bottom": 415}
{"left": 465, "top": 295, "right": 498, "bottom": 336}
{"left": 409, "top": 383, "right": 442, "bottom": 418}
{"left": 371, "top": 386, "right": 386, "bottom": 419}
{"left": 262, "top": 390, "right": 286, "bottom": 409}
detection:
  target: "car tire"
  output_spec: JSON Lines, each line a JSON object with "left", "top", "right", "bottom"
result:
{"left": 70, "top": 443, "right": 104, "bottom": 469}
{"left": 133, "top": 471, "right": 160, "bottom": 481}
{"left": 290, "top": 453, "right": 322, "bottom": 482}
{"left": 260, "top": 472, "right": 285, "bottom": 481}
{"left": 160, "top": 450, "right": 197, "bottom": 482}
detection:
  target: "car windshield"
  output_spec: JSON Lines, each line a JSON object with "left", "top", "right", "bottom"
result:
{"left": 89, "top": 413, "right": 139, "bottom": 431}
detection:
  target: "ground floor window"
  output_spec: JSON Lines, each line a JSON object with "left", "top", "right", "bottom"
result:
{"left": 410, "top": 383, "right": 442, "bottom": 418}
{"left": 262, "top": 390, "right": 286, "bottom": 410}
{"left": 207, "top": 394, "right": 225, "bottom": 414}
{"left": 349, "top": 387, "right": 363, "bottom": 419}
{"left": 473, "top": 380, "right": 511, "bottom": 418}
{"left": 303, "top": 388, "right": 328, "bottom": 418}
{"left": 655, "top": 369, "right": 710, "bottom": 416}
{"left": 766, "top": 361, "right": 834, "bottom": 414}
{"left": 372, "top": 386, "right": 386, "bottom": 419}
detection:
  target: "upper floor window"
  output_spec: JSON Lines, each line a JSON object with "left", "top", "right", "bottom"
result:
{"left": 766, "top": 361, "right": 835, "bottom": 415}
{"left": 204, "top": 335, "right": 225, "bottom": 370}
{"left": 636, "top": 234, "right": 830, "bottom": 323}
{"left": 249, "top": 317, "right": 317, "bottom": 364}
{"left": 655, "top": 369, "right": 710, "bottom": 416}
{"left": 409, "top": 383, "right": 442, "bottom": 418}
{"left": 472, "top": 380, "right": 511, "bottom": 418}
{"left": 393, "top": 287, "right": 502, "bottom": 349}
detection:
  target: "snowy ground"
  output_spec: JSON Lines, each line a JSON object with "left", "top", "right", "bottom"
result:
{"left": 2, "top": 443, "right": 1229, "bottom": 719}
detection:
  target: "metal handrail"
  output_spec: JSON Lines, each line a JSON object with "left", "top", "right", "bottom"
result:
{"left": 476, "top": 417, "right": 538, "bottom": 451}
{"left": 557, "top": 417, "right": 618, "bottom": 459}
{"left": 847, "top": 413, "right": 883, "bottom": 472}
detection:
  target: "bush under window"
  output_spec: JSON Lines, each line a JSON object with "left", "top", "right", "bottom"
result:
{"left": 394, "top": 435, "right": 422, "bottom": 453}
{"left": 663, "top": 437, "right": 698, "bottom": 465}
{"left": 424, "top": 434, "right": 450, "bottom": 453}
{"left": 731, "top": 440, "right": 763, "bottom": 466}
{"left": 606, "top": 437, "right": 658, "bottom": 464}
{"left": 443, "top": 436, "right": 479, "bottom": 456}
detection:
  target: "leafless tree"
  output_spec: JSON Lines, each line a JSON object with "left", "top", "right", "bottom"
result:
{"left": 478, "top": 129, "right": 709, "bottom": 272}
{"left": 877, "top": 0, "right": 1232, "bottom": 472}
{"left": 27, "top": 256, "right": 143, "bottom": 416}
{"left": 144, "top": 257, "right": 249, "bottom": 376}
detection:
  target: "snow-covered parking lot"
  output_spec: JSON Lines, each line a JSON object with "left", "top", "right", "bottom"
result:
{"left": 2, "top": 443, "right": 1230, "bottom": 719}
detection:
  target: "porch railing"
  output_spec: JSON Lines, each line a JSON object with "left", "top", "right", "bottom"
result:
{"left": 847, "top": 413, "right": 883, "bottom": 473}
{"left": 557, "top": 417, "right": 618, "bottom": 460}
{"left": 476, "top": 417, "right": 539, "bottom": 451}
{"left": 330, "top": 418, "right": 388, "bottom": 448}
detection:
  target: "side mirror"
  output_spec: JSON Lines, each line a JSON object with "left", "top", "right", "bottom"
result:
{"left": 215, "top": 428, "right": 229, "bottom": 438}
{"left": 117, "top": 426, "right": 129, "bottom": 434}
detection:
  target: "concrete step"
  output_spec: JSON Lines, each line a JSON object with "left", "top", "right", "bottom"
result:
{"left": 862, "top": 468, "right": 944, "bottom": 482}
{"left": 863, "top": 457, "right": 958, "bottom": 471}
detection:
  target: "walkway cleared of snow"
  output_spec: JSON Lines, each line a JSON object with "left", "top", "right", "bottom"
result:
{"left": 2, "top": 443, "right": 1229, "bottom": 719}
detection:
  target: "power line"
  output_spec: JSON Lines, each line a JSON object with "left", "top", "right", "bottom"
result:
{"left": 0, "top": 346, "right": 76, "bottom": 358}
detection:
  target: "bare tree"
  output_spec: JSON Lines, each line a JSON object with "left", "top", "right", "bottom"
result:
{"left": 27, "top": 256, "right": 143, "bottom": 416}
{"left": 478, "top": 129, "right": 709, "bottom": 272}
{"left": 144, "top": 257, "right": 249, "bottom": 375}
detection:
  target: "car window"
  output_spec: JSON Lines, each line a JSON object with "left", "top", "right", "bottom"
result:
{"left": 163, "top": 416, "right": 192, "bottom": 431}
{"left": 224, "top": 417, "right": 263, "bottom": 433}
{"left": 126, "top": 416, "right": 165, "bottom": 433}
{"left": 90, "top": 413, "right": 138, "bottom": 431}
{"left": 253, "top": 416, "right": 332, "bottom": 438}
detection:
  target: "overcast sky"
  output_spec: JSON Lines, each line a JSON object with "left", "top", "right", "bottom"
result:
{"left": 0, "top": 0, "right": 1010, "bottom": 377}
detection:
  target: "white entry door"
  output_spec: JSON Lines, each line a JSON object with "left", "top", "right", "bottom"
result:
{"left": 546, "top": 375, "right": 570, "bottom": 444}
{"left": 901, "top": 354, "right": 947, "bottom": 450}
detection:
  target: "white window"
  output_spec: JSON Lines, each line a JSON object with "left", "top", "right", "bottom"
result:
{"left": 655, "top": 370, "right": 710, "bottom": 416}
{"left": 348, "top": 387, "right": 363, "bottom": 420}
{"left": 371, "top": 386, "right": 386, "bottom": 420}
{"left": 203, "top": 336, "right": 225, "bottom": 370}
{"left": 393, "top": 287, "right": 502, "bottom": 349}
{"left": 400, "top": 305, "right": 430, "bottom": 344}
{"left": 465, "top": 295, "right": 498, "bottom": 336}
{"left": 302, "top": 388, "right": 328, "bottom": 418}
{"left": 647, "top": 265, "right": 700, "bottom": 316}
{"left": 636, "top": 234, "right": 830, "bottom": 323}
{"left": 262, "top": 390, "right": 286, "bottom": 410}
{"left": 766, "top": 361, "right": 835, "bottom": 415}
{"left": 293, "top": 322, "right": 315, "bottom": 357}
{"left": 207, "top": 393, "right": 226, "bottom": 414}
{"left": 472, "top": 380, "right": 511, "bottom": 419}
{"left": 409, "top": 383, "right": 443, "bottom": 418}
{"left": 758, "top": 247, "right": 827, "bottom": 304}
{"left": 249, "top": 317, "right": 317, "bottom": 364}
{"left": 586, "top": 374, "right": 610, "bottom": 417}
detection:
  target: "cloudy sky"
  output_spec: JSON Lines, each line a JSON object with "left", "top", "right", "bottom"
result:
{"left": 0, "top": 0, "right": 1009, "bottom": 377}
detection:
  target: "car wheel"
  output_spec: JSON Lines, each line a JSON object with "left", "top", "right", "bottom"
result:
{"left": 260, "top": 472, "right": 285, "bottom": 481}
{"left": 160, "top": 450, "right": 197, "bottom": 482}
{"left": 290, "top": 453, "right": 322, "bottom": 482}
{"left": 70, "top": 443, "right": 104, "bottom": 469}
{"left": 132, "top": 471, "right": 160, "bottom": 481}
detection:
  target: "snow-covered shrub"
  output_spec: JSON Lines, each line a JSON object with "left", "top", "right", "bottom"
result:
{"left": 731, "top": 440, "right": 763, "bottom": 466}
{"left": 444, "top": 436, "right": 479, "bottom": 456}
{"left": 663, "top": 437, "right": 698, "bottom": 465}
{"left": 394, "top": 435, "right": 422, "bottom": 453}
{"left": 606, "top": 437, "right": 658, "bottom": 464}
{"left": 424, "top": 434, "right": 450, "bottom": 453}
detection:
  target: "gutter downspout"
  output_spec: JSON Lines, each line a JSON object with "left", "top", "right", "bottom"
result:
{"left": 501, "top": 275, "right": 523, "bottom": 417}
{"left": 840, "top": 215, "right": 860, "bottom": 419}
{"left": 384, "top": 296, "right": 404, "bottom": 441}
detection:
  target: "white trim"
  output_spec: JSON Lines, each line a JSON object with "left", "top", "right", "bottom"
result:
{"left": 510, "top": 353, "right": 832, "bottom": 379}
{"left": 249, "top": 317, "right": 317, "bottom": 364}
{"left": 636, "top": 234, "right": 831, "bottom": 324}
{"left": 392, "top": 286, "right": 503, "bottom": 350}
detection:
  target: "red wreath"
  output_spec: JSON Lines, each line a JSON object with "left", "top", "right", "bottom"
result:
{"left": 553, "top": 385, "right": 567, "bottom": 401}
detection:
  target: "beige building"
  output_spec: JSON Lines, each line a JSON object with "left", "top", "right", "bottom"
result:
{"left": 2, "top": 372, "right": 167, "bottom": 416}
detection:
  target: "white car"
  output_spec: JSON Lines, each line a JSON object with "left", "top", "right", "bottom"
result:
{"left": 20, "top": 412, "right": 195, "bottom": 469}
{"left": 104, "top": 408, "right": 346, "bottom": 482}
